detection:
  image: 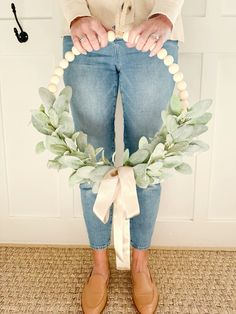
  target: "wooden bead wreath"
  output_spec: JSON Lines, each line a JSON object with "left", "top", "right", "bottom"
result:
{"left": 31, "top": 30, "right": 213, "bottom": 193}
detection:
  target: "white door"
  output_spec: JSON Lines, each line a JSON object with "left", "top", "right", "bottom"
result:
{"left": 0, "top": 0, "right": 235, "bottom": 248}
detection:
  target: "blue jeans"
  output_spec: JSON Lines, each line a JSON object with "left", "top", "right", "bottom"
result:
{"left": 62, "top": 35, "right": 179, "bottom": 250}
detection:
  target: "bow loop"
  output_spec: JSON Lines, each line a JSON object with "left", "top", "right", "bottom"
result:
{"left": 93, "top": 165, "right": 140, "bottom": 270}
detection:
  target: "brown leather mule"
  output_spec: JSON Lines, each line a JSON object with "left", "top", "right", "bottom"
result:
{"left": 131, "top": 268, "right": 159, "bottom": 313}
{"left": 81, "top": 269, "right": 110, "bottom": 313}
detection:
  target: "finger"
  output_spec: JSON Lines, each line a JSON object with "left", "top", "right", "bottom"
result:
{"left": 72, "top": 36, "right": 87, "bottom": 55}
{"left": 126, "top": 24, "right": 144, "bottom": 46}
{"left": 79, "top": 34, "right": 93, "bottom": 52}
{"left": 92, "top": 24, "right": 108, "bottom": 48}
{"left": 149, "top": 37, "right": 165, "bottom": 57}
{"left": 135, "top": 31, "right": 152, "bottom": 51}
{"left": 141, "top": 33, "right": 160, "bottom": 52}
{"left": 86, "top": 30, "right": 100, "bottom": 50}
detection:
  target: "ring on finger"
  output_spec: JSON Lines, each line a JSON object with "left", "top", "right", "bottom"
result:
{"left": 79, "top": 34, "right": 86, "bottom": 42}
{"left": 149, "top": 34, "right": 160, "bottom": 51}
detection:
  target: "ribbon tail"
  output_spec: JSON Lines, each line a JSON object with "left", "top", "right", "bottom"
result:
{"left": 93, "top": 169, "right": 119, "bottom": 224}
{"left": 113, "top": 192, "right": 131, "bottom": 270}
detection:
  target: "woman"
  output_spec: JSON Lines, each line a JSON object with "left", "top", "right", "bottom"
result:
{"left": 59, "top": 1, "right": 184, "bottom": 313}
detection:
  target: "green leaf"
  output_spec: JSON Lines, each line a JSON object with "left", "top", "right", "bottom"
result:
{"left": 31, "top": 110, "right": 54, "bottom": 135}
{"left": 184, "top": 140, "right": 209, "bottom": 154}
{"left": 168, "top": 141, "right": 189, "bottom": 153}
{"left": 76, "top": 166, "right": 96, "bottom": 178}
{"left": 166, "top": 115, "right": 179, "bottom": 133}
{"left": 163, "top": 155, "right": 183, "bottom": 168}
{"left": 45, "top": 135, "right": 66, "bottom": 150}
{"left": 57, "top": 112, "right": 74, "bottom": 136}
{"left": 38, "top": 87, "right": 55, "bottom": 110}
{"left": 47, "top": 160, "right": 65, "bottom": 170}
{"left": 123, "top": 148, "right": 130, "bottom": 164}
{"left": 161, "top": 110, "right": 168, "bottom": 124}
{"left": 159, "top": 168, "right": 174, "bottom": 180}
{"left": 68, "top": 171, "right": 84, "bottom": 187}
{"left": 133, "top": 163, "right": 147, "bottom": 177}
{"left": 185, "top": 112, "right": 212, "bottom": 125}
{"left": 58, "top": 155, "right": 82, "bottom": 169}
{"left": 48, "top": 108, "right": 59, "bottom": 128}
{"left": 138, "top": 136, "right": 149, "bottom": 149}
{"left": 35, "top": 141, "right": 45, "bottom": 154}
{"left": 191, "top": 125, "right": 208, "bottom": 137}
{"left": 166, "top": 134, "right": 173, "bottom": 146}
{"left": 76, "top": 132, "right": 87, "bottom": 151}
{"left": 89, "top": 165, "right": 114, "bottom": 182}
{"left": 169, "top": 95, "right": 182, "bottom": 115}
{"left": 39, "top": 104, "right": 45, "bottom": 112}
{"left": 129, "top": 149, "right": 149, "bottom": 165}
{"left": 59, "top": 86, "right": 72, "bottom": 102}
{"left": 133, "top": 164, "right": 150, "bottom": 188}
{"left": 65, "top": 137, "right": 77, "bottom": 151}
{"left": 50, "top": 144, "right": 68, "bottom": 155}
{"left": 172, "top": 125, "right": 194, "bottom": 142}
{"left": 175, "top": 162, "right": 192, "bottom": 174}
{"left": 146, "top": 161, "right": 163, "bottom": 176}
{"left": 95, "top": 147, "right": 104, "bottom": 156}
{"left": 53, "top": 94, "right": 69, "bottom": 116}
{"left": 186, "top": 99, "right": 212, "bottom": 119}
{"left": 112, "top": 151, "right": 116, "bottom": 164}
{"left": 85, "top": 144, "right": 96, "bottom": 161}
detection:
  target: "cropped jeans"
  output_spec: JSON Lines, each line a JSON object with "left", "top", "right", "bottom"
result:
{"left": 62, "top": 35, "right": 179, "bottom": 250}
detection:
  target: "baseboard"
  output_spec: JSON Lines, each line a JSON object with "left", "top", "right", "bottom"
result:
{"left": 0, "top": 243, "right": 235, "bottom": 251}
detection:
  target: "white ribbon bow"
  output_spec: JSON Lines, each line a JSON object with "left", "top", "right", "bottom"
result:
{"left": 92, "top": 166, "right": 140, "bottom": 270}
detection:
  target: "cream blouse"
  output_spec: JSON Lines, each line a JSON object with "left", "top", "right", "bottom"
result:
{"left": 59, "top": 0, "right": 184, "bottom": 42}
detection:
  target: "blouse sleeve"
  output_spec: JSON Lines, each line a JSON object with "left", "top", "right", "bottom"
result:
{"left": 147, "top": 0, "right": 184, "bottom": 26}
{"left": 59, "top": 0, "right": 92, "bottom": 26}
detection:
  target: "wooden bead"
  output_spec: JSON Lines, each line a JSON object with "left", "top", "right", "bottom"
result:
{"left": 54, "top": 67, "right": 64, "bottom": 77}
{"left": 173, "top": 71, "right": 184, "bottom": 82}
{"left": 181, "top": 100, "right": 189, "bottom": 110}
{"left": 177, "top": 80, "right": 187, "bottom": 91}
{"left": 164, "top": 55, "right": 174, "bottom": 66}
{"left": 179, "top": 90, "right": 189, "bottom": 100}
{"left": 48, "top": 84, "right": 57, "bottom": 93}
{"left": 123, "top": 31, "right": 129, "bottom": 42}
{"left": 157, "top": 48, "right": 167, "bottom": 59}
{"left": 168, "top": 63, "right": 179, "bottom": 74}
{"left": 72, "top": 46, "right": 80, "bottom": 55}
{"left": 59, "top": 59, "right": 69, "bottom": 69}
{"left": 108, "top": 30, "right": 116, "bottom": 42}
{"left": 65, "top": 51, "right": 75, "bottom": 62}
{"left": 50, "top": 75, "right": 60, "bottom": 85}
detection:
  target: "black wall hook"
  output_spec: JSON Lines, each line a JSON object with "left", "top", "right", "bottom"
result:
{"left": 11, "top": 3, "right": 28, "bottom": 43}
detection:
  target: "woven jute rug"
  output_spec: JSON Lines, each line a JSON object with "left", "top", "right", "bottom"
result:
{"left": 0, "top": 246, "right": 235, "bottom": 313}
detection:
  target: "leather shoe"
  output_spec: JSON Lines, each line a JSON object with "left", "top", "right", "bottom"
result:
{"left": 131, "top": 268, "right": 159, "bottom": 314}
{"left": 81, "top": 268, "right": 110, "bottom": 314}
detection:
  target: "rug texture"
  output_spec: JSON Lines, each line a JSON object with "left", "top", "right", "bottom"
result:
{"left": 0, "top": 246, "right": 235, "bottom": 313}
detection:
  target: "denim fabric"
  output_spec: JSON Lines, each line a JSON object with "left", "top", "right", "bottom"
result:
{"left": 62, "top": 35, "right": 179, "bottom": 249}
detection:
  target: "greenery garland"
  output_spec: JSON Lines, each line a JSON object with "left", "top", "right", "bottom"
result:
{"left": 30, "top": 31, "right": 213, "bottom": 194}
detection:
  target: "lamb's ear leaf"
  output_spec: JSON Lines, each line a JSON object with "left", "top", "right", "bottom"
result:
{"left": 129, "top": 149, "right": 150, "bottom": 165}
{"left": 59, "top": 86, "right": 72, "bottom": 102}
{"left": 186, "top": 99, "right": 212, "bottom": 119}
{"left": 35, "top": 141, "right": 45, "bottom": 154}
{"left": 169, "top": 95, "right": 182, "bottom": 115}
{"left": 175, "top": 162, "right": 192, "bottom": 174}
{"left": 138, "top": 136, "right": 149, "bottom": 149}
{"left": 38, "top": 87, "right": 55, "bottom": 110}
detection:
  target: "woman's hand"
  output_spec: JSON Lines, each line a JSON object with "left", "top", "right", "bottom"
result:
{"left": 70, "top": 16, "right": 109, "bottom": 54}
{"left": 126, "top": 14, "right": 173, "bottom": 57}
